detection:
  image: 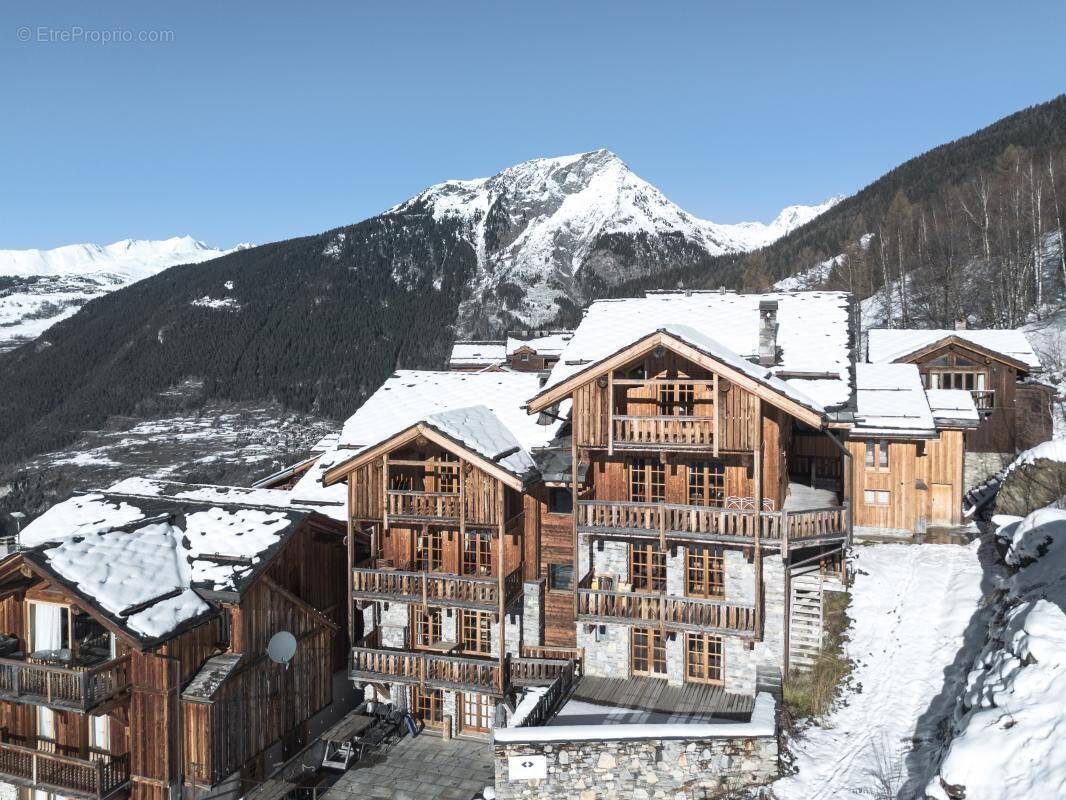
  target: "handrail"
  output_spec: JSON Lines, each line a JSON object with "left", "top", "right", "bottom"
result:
{"left": 0, "top": 654, "right": 131, "bottom": 711}
{"left": 350, "top": 639, "right": 505, "bottom": 693}
{"left": 575, "top": 579, "right": 758, "bottom": 636}
{"left": 0, "top": 733, "right": 130, "bottom": 798}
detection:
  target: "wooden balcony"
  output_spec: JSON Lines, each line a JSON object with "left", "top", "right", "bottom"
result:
{"left": 352, "top": 564, "right": 523, "bottom": 611}
{"left": 577, "top": 499, "right": 848, "bottom": 550}
{"left": 349, "top": 636, "right": 504, "bottom": 694}
{"left": 385, "top": 490, "right": 460, "bottom": 522}
{"left": 575, "top": 577, "right": 758, "bottom": 637}
{"left": 971, "top": 389, "right": 995, "bottom": 410}
{"left": 0, "top": 655, "right": 131, "bottom": 713}
{"left": 509, "top": 656, "right": 579, "bottom": 687}
{"left": 611, "top": 415, "right": 716, "bottom": 449}
{"left": 0, "top": 733, "right": 129, "bottom": 800}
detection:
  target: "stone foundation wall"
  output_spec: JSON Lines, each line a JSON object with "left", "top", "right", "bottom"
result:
{"left": 964, "top": 451, "right": 1014, "bottom": 491}
{"left": 494, "top": 735, "right": 778, "bottom": 799}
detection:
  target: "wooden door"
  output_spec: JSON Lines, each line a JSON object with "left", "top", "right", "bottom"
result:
{"left": 930, "top": 483, "right": 954, "bottom": 525}
{"left": 459, "top": 692, "right": 493, "bottom": 734}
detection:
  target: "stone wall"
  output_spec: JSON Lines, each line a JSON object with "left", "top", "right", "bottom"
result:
{"left": 494, "top": 734, "right": 778, "bottom": 799}
{"left": 523, "top": 579, "right": 544, "bottom": 647}
{"left": 964, "top": 451, "right": 1014, "bottom": 491}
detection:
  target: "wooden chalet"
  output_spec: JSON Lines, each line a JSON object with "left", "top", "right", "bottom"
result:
{"left": 526, "top": 293, "right": 853, "bottom": 686}
{"left": 0, "top": 485, "right": 357, "bottom": 800}
{"left": 867, "top": 328, "right": 1054, "bottom": 457}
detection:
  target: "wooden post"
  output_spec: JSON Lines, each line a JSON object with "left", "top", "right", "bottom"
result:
{"left": 753, "top": 398, "right": 764, "bottom": 638}
{"left": 348, "top": 475, "right": 357, "bottom": 655}
{"left": 496, "top": 480, "right": 506, "bottom": 689}
{"left": 713, "top": 373, "right": 720, "bottom": 458}
{"left": 382, "top": 455, "right": 390, "bottom": 531}
{"left": 607, "top": 371, "right": 615, "bottom": 456}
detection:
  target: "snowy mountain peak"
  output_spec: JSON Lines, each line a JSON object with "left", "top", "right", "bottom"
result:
{"left": 387, "top": 150, "right": 841, "bottom": 330}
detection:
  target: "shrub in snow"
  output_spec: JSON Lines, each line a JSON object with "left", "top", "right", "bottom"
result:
{"left": 926, "top": 508, "right": 1066, "bottom": 800}
{"left": 994, "top": 440, "right": 1066, "bottom": 517}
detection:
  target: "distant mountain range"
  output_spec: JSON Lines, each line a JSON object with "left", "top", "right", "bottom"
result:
{"left": 0, "top": 237, "right": 249, "bottom": 352}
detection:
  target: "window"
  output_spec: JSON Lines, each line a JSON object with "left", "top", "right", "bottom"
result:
{"left": 410, "top": 686, "right": 444, "bottom": 727}
{"left": 686, "top": 546, "right": 725, "bottom": 598}
{"left": 460, "top": 692, "right": 494, "bottom": 733}
{"left": 628, "top": 458, "right": 665, "bottom": 503}
{"left": 863, "top": 489, "right": 890, "bottom": 507}
{"left": 462, "top": 532, "right": 492, "bottom": 576}
{"left": 658, "top": 382, "right": 695, "bottom": 416}
{"left": 547, "top": 563, "right": 573, "bottom": 592}
{"left": 685, "top": 632, "right": 723, "bottom": 684}
{"left": 630, "top": 543, "right": 666, "bottom": 592}
{"left": 865, "top": 440, "right": 889, "bottom": 471}
{"left": 547, "top": 487, "right": 573, "bottom": 515}
{"left": 28, "top": 601, "right": 70, "bottom": 655}
{"left": 688, "top": 461, "right": 725, "bottom": 506}
{"left": 631, "top": 628, "right": 667, "bottom": 676}
{"left": 460, "top": 610, "right": 493, "bottom": 655}
{"left": 521, "top": 352, "right": 530, "bottom": 362}
{"left": 414, "top": 529, "right": 444, "bottom": 572}
{"left": 438, "top": 460, "right": 459, "bottom": 494}
{"left": 411, "top": 606, "right": 442, "bottom": 649}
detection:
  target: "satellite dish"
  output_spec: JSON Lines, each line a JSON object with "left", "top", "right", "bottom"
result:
{"left": 267, "top": 631, "right": 297, "bottom": 665}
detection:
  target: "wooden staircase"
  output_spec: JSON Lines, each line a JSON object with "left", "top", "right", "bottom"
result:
{"left": 788, "top": 566, "right": 824, "bottom": 672}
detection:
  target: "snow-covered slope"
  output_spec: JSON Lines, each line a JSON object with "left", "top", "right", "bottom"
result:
{"left": 0, "top": 236, "right": 247, "bottom": 351}
{"left": 391, "top": 149, "right": 839, "bottom": 329}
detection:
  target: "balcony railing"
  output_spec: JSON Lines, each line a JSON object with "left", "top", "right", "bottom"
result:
{"left": 0, "top": 733, "right": 129, "bottom": 799}
{"left": 971, "top": 389, "right": 995, "bottom": 410}
{"left": 0, "top": 655, "right": 131, "bottom": 713}
{"left": 611, "top": 415, "right": 716, "bottom": 448}
{"left": 509, "top": 656, "right": 579, "bottom": 687}
{"left": 575, "top": 577, "right": 758, "bottom": 637}
{"left": 352, "top": 564, "right": 523, "bottom": 611}
{"left": 577, "top": 499, "right": 848, "bottom": 550}
{"left": 349, "top": 636, "right": 504, "bottom": 694}
{"left": 385, "top": 490, "right": 460, "bottom": 521}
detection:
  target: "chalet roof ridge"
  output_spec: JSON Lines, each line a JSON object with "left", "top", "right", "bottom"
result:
{"left": 866, "top": 327, "right": 1040, "bottom": 371}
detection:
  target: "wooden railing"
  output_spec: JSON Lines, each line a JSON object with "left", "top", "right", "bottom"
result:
{"left": 385, "top": 490, "right": 460, "bottom": 520}
{"left": 520, "top": 645, "right": 584, "bottom": 668}
{"left": 352, "top": 564, "right": 523, "bottom": 610}
{"left": 576, "top": 578, "right": 758, "bottom": 637}
{"left": 349, "top": 636, "right": 504, "bottom": 694}
{"left": 0, "top": 732, "right": 129, "bottom": 799}
{"left": 0, "top": 655, "right": 131, "bottom": 712}
{"left": 510, "top": 661, "right": 577, "bottom": 728}
{"left": 971, "top": 389, "right": 995, "bottom": 410}
{"left": 611, "top": 415, "right": 716, "bottom": 448}
{"left": 577, "top": 500, "right": 848, "bottom": 547}
{"left": 509, "top": 656, "right": 577, "bottom": 685}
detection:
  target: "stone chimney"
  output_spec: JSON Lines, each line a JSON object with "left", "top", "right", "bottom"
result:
{"left": 759, "top": 300, "right": 779, "bottom": 366}
{"left": 954, "top": 318, "right": 967, "bottom": 330}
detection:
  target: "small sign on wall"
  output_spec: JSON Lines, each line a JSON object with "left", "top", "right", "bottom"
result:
{"left": 508, "top": 754, "right": 547, "bottom": 781}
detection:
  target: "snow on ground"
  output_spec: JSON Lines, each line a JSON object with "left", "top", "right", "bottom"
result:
{"left": 773, "top": 542, "right": 987, "bottom": 800}
{"left": 926, "top": 510, "right": 1066, "bottom": 799}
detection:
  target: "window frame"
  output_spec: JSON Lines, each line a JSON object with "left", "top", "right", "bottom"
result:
{"left": 865, "top": 440, "right": 889, "bottom": 472}
{"left": 686, "top": 545, "right": 725, "bottom": 598}
{"left": 630, "top": 543, "right": 666, "bottom": 592}
{"left": 631, "top": 628, "right": 667, "bottom": 677}
{"left": 685, "top": 632, "right": 724, "bottom": 685}
{"left": 460, "top": 609, "right": 493, "bottom": 656}
{"left": 462, "top": 531, "right": 493, "bottom": 577}
{"left": 547, "top": 562, "right": 574, "bottom": 593}
{"left": 411, "top": 606, "right": 443, "bottom": 650}
{"left": 627, "top": 458, "right": 665, "bottom": 503}
{"left": 547, "top": 487, "right": 573, "bottom": 515}
{"left": 688, "top": 460, "right": 725, "bottom": 506}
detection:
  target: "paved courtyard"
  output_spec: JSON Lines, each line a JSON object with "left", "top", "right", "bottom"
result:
{"left": 323, "top": 733, "right": 494, "bottom": 800}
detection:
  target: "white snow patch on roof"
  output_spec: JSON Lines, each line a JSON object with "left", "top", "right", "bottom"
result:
{"left": 925, "top": 389, "right": 980, "bottom": 424}
{"left": 540, "top": 292, "right": 852, "bottom": 409}
{"left": 853, "top": 363, "right": 935, "bottom": 436}
{"left": 867, "top": 328, "right": 1041, "bottom": 369}
{"left": 449, "top": 341, "right": 506, "bottom": 366}
{"left": 506, "top": 332, "right": 572, "bottom": 357}
{"left": 424, "top": 405, "right": 535, "bottom": 477}
{"left": 20, "top": 493, "right": 145, "bottom": 547}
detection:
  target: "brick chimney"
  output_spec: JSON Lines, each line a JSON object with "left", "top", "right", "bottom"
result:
{"left": 759, "top": 300, "right": 779, "bottom": 366}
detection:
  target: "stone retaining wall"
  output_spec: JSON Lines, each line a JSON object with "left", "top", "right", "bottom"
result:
{"left": 493, "top": 734, "right": 778, "bottom": 799}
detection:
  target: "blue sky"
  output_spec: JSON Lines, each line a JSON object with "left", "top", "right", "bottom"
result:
{"left": 2, "top": 0, "right": 1064, "bottom": 250}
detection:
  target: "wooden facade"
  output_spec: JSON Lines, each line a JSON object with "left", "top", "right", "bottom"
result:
{"left": 895, "top": 337, "right": 1051, "bottom": 454}
{"left": 0, "top": 512, "right": 348, "bottom": 800}
{"left": 846, "top": 429, "right": 967, "bottom": 531}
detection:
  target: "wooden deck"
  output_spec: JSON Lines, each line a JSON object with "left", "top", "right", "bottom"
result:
{"left": 567, "top": 676, "right": 754, "bottom": 721}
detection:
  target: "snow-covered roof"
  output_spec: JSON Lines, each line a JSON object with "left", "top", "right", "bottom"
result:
{"left": 324, "top": 371, "right": 563, "bottom": 484}
{"left": 925, "top": 389, "right": 980, "bottom": 427}
{"left": 853, "top": 363, "right": 936, "bottom": 437}
{"left": 507, "top": 332, "right": 572, "bottom": 357}
{"left": 449, "top": 341, "right": 506, "bottom": 366}
{"left": 105, "top": 476, "right": 346, "bottom": 522}
{"left": 540, "top": 291, "right": 853, "bottom": 409}
{"left": 867, "top": 328, "right": 1041, "bottom": 370}
{"left": 423, "top": 405, "right": 535, "bottom": 477}
{"left": 18, "top": 490, "right": 315, "bottom": 643}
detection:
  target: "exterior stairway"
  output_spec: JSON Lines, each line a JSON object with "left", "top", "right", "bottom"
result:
{"left": 788, "top": 566, "right": 825, "bottom": 672}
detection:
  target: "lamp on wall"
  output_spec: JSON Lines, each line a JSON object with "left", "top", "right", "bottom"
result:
{"left": 597, "top": 376, "right": 608, "bottom": 389}
{"left": 653, "top": 346, "right": 666, "bottom": 358}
